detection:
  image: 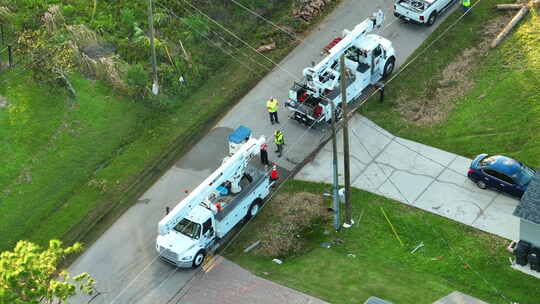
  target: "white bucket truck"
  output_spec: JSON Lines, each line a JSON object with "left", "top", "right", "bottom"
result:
{"left": 285, "top": 10, "right": 396, "bottom": 126}
{"left": 156, "top": 126, "right": 272, "bottom": 268}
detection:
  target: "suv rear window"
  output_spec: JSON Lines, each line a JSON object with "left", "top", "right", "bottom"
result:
{"left": 479, "top": 155, "right": 496, "bottom": 166}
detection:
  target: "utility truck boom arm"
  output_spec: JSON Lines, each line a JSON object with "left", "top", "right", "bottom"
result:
{"left": 303, "top": 10, "right": 384, "bottom": 97}
{"left": 158, "top": 136, "right": 265, "bottom": 235}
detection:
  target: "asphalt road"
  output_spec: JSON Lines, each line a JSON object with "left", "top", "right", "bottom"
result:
{"left": 69, "top": 1, "right": 459, "bottom": 303}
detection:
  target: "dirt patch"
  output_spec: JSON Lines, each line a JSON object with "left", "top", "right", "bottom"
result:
{"left": 398, "top": 13, "right": 514, "bottom": 125}
{"left": 253, "top": 192, "right": 331, "bottom": 257}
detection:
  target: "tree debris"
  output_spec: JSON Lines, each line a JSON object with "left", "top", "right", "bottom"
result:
{"left": 491, "top": 1, "right": 533, "bottom": 48}
{"left": 256, "top": 41, "right": 276, "bottom": 53}
{"left": 293, "top": 0, "right": 334, "bottom": 22}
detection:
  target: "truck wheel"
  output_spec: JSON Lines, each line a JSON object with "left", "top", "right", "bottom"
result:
{"left": 246, "top": 199, "right": 262, "bottom": 220}
{"left": 192, "top": 250, "right": 206, "bottom": 268}
{"left": 426, "top": 12, "right": 437, "bottom": 26}
{"left": 382, "top": 57, "right": 395, "bottom": 78}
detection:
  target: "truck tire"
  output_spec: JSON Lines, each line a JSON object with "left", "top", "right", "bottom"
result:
{"left": 246, "top": 198, "right": 262, "bottom": 220}
{"left": 382, "top": 56, "right": 395, "bottom": 79}
{"left": 192, "top": 250, "right": 206, "bottom": 268}
{"left": 426, "top": 12, "right": 437, "bottom": 26}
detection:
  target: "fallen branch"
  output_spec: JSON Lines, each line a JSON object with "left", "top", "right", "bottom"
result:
{"left": 256, "top": 41, "right": 276, "bottom": 53}
{"left": 495, "top": 4, "right": 524, "bottom": 10}
{"left": 491, "top": 5, "right": 529, "bottom": 48}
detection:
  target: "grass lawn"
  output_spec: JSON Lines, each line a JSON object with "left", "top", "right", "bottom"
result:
{"left": 360, "top": 1, "right": 540, "bottom": 166}
{"left": 0, "top": 2, "right": 340, "bottom": 252}
{"left": 225, "top": 181, "right": 540, "bottom": 304}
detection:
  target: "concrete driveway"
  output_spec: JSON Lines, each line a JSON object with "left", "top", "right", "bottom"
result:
{"left": 296, "top": 116, "right": 520, "bottom": 241}
{"left": 69, "top": 0, "right": 461, "bottom": 303}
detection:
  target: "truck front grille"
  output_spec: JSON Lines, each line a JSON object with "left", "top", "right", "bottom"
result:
{"left": 159, "top": 246, "right": 178, "bottom": 261}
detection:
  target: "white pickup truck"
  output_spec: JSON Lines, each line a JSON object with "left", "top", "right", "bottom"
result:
{"left": 393, "top": 0, "right": 457, "bottom": 26}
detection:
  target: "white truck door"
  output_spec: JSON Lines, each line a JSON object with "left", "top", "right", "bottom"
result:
{"left": 371, "top": 45, "right": 384, "bottom": 81}
{"left": 200, "top": 218, "right": 215, "bottom": 249}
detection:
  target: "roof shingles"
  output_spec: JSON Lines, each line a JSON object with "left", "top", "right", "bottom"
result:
{"left": 514, "top": 170, "right": 540, "bottom": 225}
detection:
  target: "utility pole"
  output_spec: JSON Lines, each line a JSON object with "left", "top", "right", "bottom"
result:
{"left": 148, "top": 0, "right": 159, "bottom": 95}
{"left": 340, "top": 55, "right": 353, "bottom": 228}
{"left": 329, "top": 98, "right": 341, "bottom": 231}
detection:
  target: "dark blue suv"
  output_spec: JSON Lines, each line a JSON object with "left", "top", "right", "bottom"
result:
{"left": 467, "top": 154, "right": 536, "bottom": 198}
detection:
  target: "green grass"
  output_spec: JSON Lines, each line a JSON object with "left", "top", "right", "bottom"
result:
{"left": 0, "top": 1, "right": 341, "bottom": 252}
{"left": 360, "top": 2, "right": 540, "bottom": 166}
{"left": 225, "top": 181, "right": 540, "bottom": 304}
{"left": 0, "top": 73, "right": 148, "bottom": 250}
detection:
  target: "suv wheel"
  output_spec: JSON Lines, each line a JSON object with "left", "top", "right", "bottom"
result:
{"left": 476, "top": 180, "right": 487, "bottom": 189}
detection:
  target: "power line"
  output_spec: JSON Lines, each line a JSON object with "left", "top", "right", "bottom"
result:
{"left": 178, "top": 0, "right": 302, "bottom": 82}
{"left": 229, "top": 0, "right": 306, "bottom": 44}
{"left": 115, "top": 1, "right": 491, "bottom": 302}
{"left": 155, "top": 1, "right": 267, "bottom": 76}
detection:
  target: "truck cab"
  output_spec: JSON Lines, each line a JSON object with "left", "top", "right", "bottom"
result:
{"left": 156, "top": 206, "right": 215, "bottom": 268}
{"left": 393, "top": 0, "right": 457, "bottom": 26}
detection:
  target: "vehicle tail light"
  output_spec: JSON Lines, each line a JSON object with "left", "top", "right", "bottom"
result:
{"left": 420, "top": 16, "right": 424, "bottom": 21}
{"left": 468, "top": 169, "right": 475, "bottom": 174}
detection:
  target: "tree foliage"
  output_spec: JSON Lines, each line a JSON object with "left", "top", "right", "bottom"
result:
{"left": 0, "top": 240, "right": 95, "bottom": 304}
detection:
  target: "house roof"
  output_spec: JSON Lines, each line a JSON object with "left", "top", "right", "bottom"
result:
{"left": 514, "top": 170, "right": 540, "bottom": 225}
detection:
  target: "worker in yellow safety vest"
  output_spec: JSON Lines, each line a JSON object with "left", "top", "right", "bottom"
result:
{"left": 274, "top": 129, "right": 284, "bottom": 158}
{"left": 462, "top": 0, "right": 471, "bottom": 13}
{"left": 266, "top": 97, "right": 279, "bottom": 125}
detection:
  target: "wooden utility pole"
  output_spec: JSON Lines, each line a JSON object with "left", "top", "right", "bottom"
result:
{"left": 340, "top": 55, "right": 353, "bottom": 227}
{"left": 329, "top": 97, "right": 341, "bottom": 231}
{"left": 148, "top": 0, "right": 159, "bottom": 95}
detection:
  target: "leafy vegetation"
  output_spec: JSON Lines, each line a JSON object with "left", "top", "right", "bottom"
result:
{"left": 0, "top": 240, "right": 95, "bottom": 304}
{"left": 360, "top": 2, "right": 540, "bottom": 166}
{"left": 0, "top": 0, "right": 339, "bottom": 252}
{"left": 225, "top": 181, "right": 540, "bottom": 304}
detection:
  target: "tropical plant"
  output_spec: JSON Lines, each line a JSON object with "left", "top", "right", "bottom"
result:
{"left": 0, "top": 240, "right": 95, "bottom": 304}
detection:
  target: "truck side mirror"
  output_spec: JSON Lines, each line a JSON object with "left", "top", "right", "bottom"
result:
{"left": 166, "top": 206, "right": 170, "bottom": 215}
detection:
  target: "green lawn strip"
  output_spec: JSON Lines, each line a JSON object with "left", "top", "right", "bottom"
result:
{"left": 0, "top": 72, "right": 66, "bottom": 188}
{"left": 0, "top": 74, "right": 147, "bottom": 250}
{"left": 225, "top": 181, "right": 540, "bottom": 304}
{"left": 360, "top": 3, "right": 540, "bottom": 166}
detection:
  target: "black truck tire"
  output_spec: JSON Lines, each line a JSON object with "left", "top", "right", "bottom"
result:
{"left": 246, "top": 198, "right": 262, "bottom": 220}
{"left": 383, "top": 56, "right": 396, "bottom": 78}
{"left": 427, "top": 12, "right": 437, "bottom": 26}
{"left": 192, "top": 250, "right": 206, "bottom": 268}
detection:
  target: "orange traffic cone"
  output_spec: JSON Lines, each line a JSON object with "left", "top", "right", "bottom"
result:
{"left": 270, "top": 164, "right": 279, "bottom": 181}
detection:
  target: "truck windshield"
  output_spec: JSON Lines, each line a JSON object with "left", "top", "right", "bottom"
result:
{"left": 173, "top": 218, "right": 201, "bottom": 240}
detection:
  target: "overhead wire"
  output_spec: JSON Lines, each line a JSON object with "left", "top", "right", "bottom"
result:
{"left": 157, "top": 2, "right": 490, "bottom": 302}
{"left": 111, "top": 1, "right": 494, "bottom": 302}
{"left": 178, "top": 0, "right": 302, "bottom": 82}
